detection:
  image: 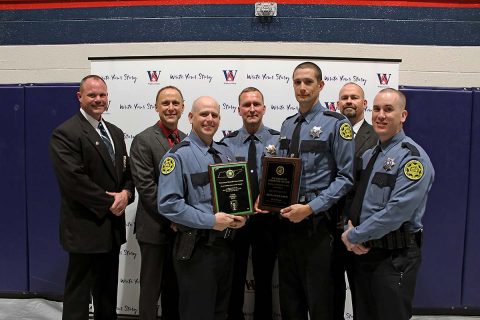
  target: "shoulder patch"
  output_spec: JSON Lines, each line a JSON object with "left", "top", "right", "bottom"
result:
{"left": 171, "top": 141, "right": 190, "bottom": 153}
{"left": 161, "top": 156, "right": 176, "bottom": 175}
{"left": 401, "top": 142, "right": 420, "bottom": 157}
{"left": 268, "top": 128, "right": 280, "bottom": 135}
{"left": 339, "top": 123, "right": 353, "bottom": 140}
{"left": 324, "top": 110, "right": 344, "bottom": 120}
{"left": 404, "top": 159, "right": 424, "bottom": 180}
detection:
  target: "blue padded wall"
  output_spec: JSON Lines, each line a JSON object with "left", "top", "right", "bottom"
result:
{"left": 401, "top": 87, "right": 473, "bottom": 308}
{"left": 24, "top": 84, "right": 79, "bottom": 294}
{"left": 462, "top": 89, "right": 480, "bottom": 307}
{"left": 0, "top": 85, "right": 28, "bottom": 292}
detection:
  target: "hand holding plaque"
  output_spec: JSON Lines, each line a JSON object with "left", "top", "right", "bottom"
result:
{"left": 209, "top": 162, "right": 254, "bottom": 215}
{"left": 258, "top": 157, "right": 301, "bottom": 211}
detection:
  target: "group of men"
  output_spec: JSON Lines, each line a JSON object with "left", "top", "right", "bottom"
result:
{"left": 50, "top": 61, "right": 434, "bottom": 320}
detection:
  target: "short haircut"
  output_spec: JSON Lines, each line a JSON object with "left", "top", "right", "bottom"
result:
{"left": 79, "top": 75, "right": 107, "bottom": 91}
{"left": 238, "top": 87, "right": 264, "bottom": 104}
{"left": 293, "top": 62, "right": 323, "bottom": 82}
{"left": 191, "top": 96, "right": 220, "bottom": 114}
{"left": 378, "top": 88, "right": 406, "bottom": 109}
{"left": 155, "top": 85, "right": 184, "bottom": 103}
{"left": 340, "top": 82, "right": 365, "bottom": 98}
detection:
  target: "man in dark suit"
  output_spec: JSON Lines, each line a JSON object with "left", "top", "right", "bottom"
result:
{"left": 130, "top": 86, "right": 186, "bottom": 320}
{"left": 333, "top": 82, "right": 377, "bottom": 319}
{"left": 50, "top": 75, "right": 135, "bottom": 320}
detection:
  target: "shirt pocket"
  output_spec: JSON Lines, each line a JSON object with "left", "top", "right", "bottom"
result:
{"left": 370, "top": 172, "right": 396, "bottom": 208}
{"left": 190, "top": 171, "right": 210, "bottom": 202}
{"left": 278, "top": 138, "right": 290, "bottom": 157}
{"left": 300, "top": 140, "right": 328, "bottom": 172}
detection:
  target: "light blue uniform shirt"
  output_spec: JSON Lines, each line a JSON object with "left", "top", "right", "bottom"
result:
{"left": 347, "top": 130, "right": 435, "bottom": 244}
{"left": 276, "top": 101, "right": 355, "bottom": 214}
{"left": 221, "top": 124, "right": 280, "bottom": 182}
{"left": 157, "top": 130, "right": 235, "bottom": 229}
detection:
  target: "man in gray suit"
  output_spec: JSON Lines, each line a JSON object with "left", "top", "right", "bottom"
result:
{"left": 130, "top": 86, "right": 187, "bottom": 320}
{"left": 333, "top": 82, "right": 378, "bottom": 319}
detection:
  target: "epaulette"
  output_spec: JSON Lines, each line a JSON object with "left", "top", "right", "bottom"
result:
{"left": 171, "top": 141, "right": 190, "bottom": 153}
{"left": 268, "top": 128, "right": 280, "bottom": 135}
{"left": 323, "top": 110, "right": 344, "bottom": 120}
{"left": 219, "top": 130, "right": 239, "bottom": 143}
{"left": 216, "top": 141, "right": 228, "bottom": 147}
{"left": 401, "top": 142, "right": 420, "bottom": 157}
{"left": 285, "top": 113, "right": 297, "bottom": 120}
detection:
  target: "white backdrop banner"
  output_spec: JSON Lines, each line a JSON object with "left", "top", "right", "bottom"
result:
{"left": 91, "top": 56, "right": 399, "bottom": 318}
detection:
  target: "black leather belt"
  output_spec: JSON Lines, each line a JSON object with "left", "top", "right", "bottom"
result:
{"left": 197, "top": 228, "right": 233, "bottom": 242}
{"left": 364, "top": 228, "right": 422, "bottom": 250}
{"left": 298, "top": 189, "right": 320, "bottom": 204}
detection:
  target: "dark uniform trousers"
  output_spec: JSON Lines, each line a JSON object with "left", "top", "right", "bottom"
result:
{"left": 332, "top": 227, "right": 356, "bottom": 320}
{"left": 278, "top": 216, "right": 334, "bottom": 320}
{"left": 353, "top": 241, "right": 421, "bottom": 320}
{"left": 228, "top": 214, "right": 279, "bottom": 320}
{"left": 138, "top": 240, "right": 179, "bottom": 320}
{"left": 173, "top": 237, "right": 234, "bottom": 320}
{"left": 63, "top": 248, "right": 120, "bottom": 320}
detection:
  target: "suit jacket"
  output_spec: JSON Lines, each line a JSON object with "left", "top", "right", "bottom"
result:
{"left": 354, "top": 120, "right": 378, "bottom": 160}
{"left": 130, "top": 123, "right": 186, "bottom": 244}
{"left": 336, "top": 120, "right": 377, "bottom": 221}
{"left": 50, "top": 111, "right": 135, "bottom": 253}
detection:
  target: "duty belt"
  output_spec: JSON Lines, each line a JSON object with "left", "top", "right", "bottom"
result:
{"left": 364, "top": 227, "right": 422, "bottom": 250}
{"left": 197, "top": 228, "right": 233, "bottom": 242}
{"left": 298, "top": 189, "right": 320, "bottom": 204}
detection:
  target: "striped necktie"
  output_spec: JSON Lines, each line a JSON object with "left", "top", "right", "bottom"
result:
{"left": 98, "top": 121, "right": 115, "bottom": 164}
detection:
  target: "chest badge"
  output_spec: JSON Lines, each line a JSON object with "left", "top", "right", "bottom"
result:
{"left": 265, "top": 144, "right": 276, "bottom": 155}
{"left": 310, "top": 126, "right": 322, "bottom": 138}
{"left": 383, "top": 158, "right": 396, "bottom": 171}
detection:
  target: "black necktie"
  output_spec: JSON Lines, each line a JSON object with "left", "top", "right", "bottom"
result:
{"left": 289, "top": 114, "right": 305, "bottom": 158}
{"left": 98, "top": 121, "right": 115, "bottom": 164}
{"left": 169, "top": 132, "right": 179, "bottom": 145}
{"left": 349, "top": 146, "right": 381, "bottom": 226}
{"left": 208, "top": 147, "right": 222, "bottom": 164}
{"left": 248, "top": 134, "right": 260, "bottom": 200}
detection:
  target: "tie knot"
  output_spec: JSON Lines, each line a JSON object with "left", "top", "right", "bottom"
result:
{"left": 208, "top": 147, "right": 222, "bottom": 164}
{"left": 208, "top": 147, "right": 218, "bottom": 155}
{"left": 169, "top": 132, "right": 178, "bottom": 144}
{"left": 249, "top": 134, "right": 257, "bottom": 141}
{"left": 296, "top": 114, "right": 305, "bottom": 123}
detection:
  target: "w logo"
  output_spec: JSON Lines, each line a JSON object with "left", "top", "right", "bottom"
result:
{"left": 324, "top": 102, "right": 336, "bottom": 111}
{"left": 223, "top": 70, "right": 237, "bottom": 82}
{"left": 377, "top": 73, "right": 391, "bottom": 85}
{"left": 147, "top": 71, "right": 161, "bottom": 82}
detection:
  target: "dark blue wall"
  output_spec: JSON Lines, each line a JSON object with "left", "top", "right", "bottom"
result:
{"left": 462, "top": 89, "right": 480, "bottom": 308}
{"left": 402, "top": 87, "right": 474, "bottom": 309}
{"left": 1, "top": 4, "right": 479, "bottom": 45}
{"left": 24, "top": 85, "right": 78, "bottom": 294}
{"left": 0, "top": 85, "right": 28, "bottom": 292}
